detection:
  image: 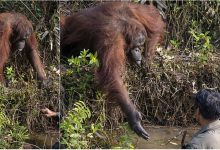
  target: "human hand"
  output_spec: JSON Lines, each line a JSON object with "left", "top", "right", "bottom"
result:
{"left": 41, "top": 108, "right": 58, "bottom": 117}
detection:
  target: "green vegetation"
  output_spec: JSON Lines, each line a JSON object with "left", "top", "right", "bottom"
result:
{"left": 61, "top": 101, "right": 99, "bottom": 149}
{"left": 0, "top": 0, "right": 219, "bottom": 149}
{"left": 61, "top": 50, "right": 135, "bottom": 148}
{"left": 0, "top": 87, "right": 28, "bottom": 149}
{"left": 0, "top": 1, "right": 59, "bottom": 148}
{"left": 134, "top": 1, "right": 220, "bottom": 126}
{"left": 59, "top": 1, "right": 220, "bottom": 148}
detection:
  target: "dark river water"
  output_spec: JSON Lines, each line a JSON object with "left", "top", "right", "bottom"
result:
{"left": 24, "top": 126, "right": 199, "bottom": 149}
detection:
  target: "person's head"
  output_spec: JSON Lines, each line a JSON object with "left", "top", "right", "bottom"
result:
{"left": 194, "top": 89, "right": 220, "bottom": 125}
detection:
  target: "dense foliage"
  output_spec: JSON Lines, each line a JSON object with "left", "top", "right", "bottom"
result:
{"left": 0, "top": 0, "right": 219, "bottom": 149}
{"left": 61, "top": 50, "right": 135, "bottom": 148}
{"left": 0, "top": 1, "right": 59, "bottom": 148}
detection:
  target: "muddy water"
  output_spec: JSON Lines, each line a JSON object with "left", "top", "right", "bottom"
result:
{"left": 24, "top": 126, "right": 199, "bottom": 149}
{"left": 134, "top": 126, "right": 199, "bottom": 149}
{"left": 24, "top": 132, "right": 59, "bottom": 149}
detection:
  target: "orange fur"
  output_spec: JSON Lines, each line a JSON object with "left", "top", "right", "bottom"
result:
{"left": 61, "top": 2, "right": 166, "bottom": 139}
{"left": 0, "top": 13, "right": 46, "bottom": 84}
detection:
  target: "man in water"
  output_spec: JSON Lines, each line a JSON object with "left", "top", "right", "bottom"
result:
{"left": 41, "top": 108, "right": 62, "bottom": 149}
{"left": 183, "top": 89, "right": 220, "bottom": 149}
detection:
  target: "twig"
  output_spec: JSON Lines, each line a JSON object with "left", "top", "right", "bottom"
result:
{"left": 181, "top": 130, "right": 187, "bottom": 147}
{"left": 165, "top": 130, "right": 186, "bottom": 145}
{"left": 22, "top": 142, "right": 41, "bottom": 149}
{"left": 20, "top": 0, "right": 39, "bottom": 22}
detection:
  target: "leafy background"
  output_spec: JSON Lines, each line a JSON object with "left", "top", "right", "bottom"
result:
{"left": 0, "top": 0, "right": 219, "bottom": 149}
{"left": 0, "top": 1, "right": 59, "bottom": 148}
{"left": 60, "top": 1, "right": 220, "bottom": 148}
